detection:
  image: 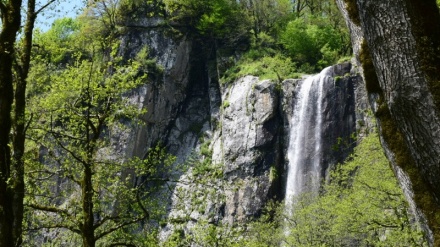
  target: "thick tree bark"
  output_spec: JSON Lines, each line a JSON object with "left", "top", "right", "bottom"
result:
{"left": 0, "top": 1, "right": 23, "bottom": 246}
{"left": 337, "top": 0, "right": 440, "bottom": 245}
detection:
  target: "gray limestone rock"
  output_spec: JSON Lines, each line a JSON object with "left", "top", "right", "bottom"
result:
{"left": 220, "top": 76, "right": 282, "bottom": 224}
{"left": 113, "top": 18, "right": 371, "bottom": 242}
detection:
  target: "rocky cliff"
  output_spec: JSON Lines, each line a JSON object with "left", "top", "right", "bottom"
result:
{"left": 115, "top": 15, "right": 372, "bottom": 242}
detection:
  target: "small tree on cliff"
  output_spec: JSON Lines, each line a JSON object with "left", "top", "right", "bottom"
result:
{"left": 24, "top": 53, "right": 174, "bottom": 246}
{"left": 22, "top": 2, "right": 174, "bottom": 245}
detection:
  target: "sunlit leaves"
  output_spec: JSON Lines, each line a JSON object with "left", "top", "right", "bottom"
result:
{"left": 281, "top": 15, "right": 347, "bottom": 71}
{"left": 33, "top": 17, "right": 81, "bottom": 64}
{"left": 23, "top": 18, "right": 161, "bottom": 243}
{"left": 210, "top": 133, "right": 428, "bottom": 246}
{"left": 281, "top": 133, "right": 427, "bottom": 246}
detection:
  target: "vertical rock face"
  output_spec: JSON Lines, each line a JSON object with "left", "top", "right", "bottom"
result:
{"left": 118, "top": 18, "right": 214, "bottom": 164}
{"left": 116, "top": 17, "right": 370, "bottom": 242}
{"left": 219, "top": 76, "right": 282, "bottom": 224}
{"left": 336, "top": 1, "right": 440, "bottom": 244}
{"left": 157, "top": 65, "right": 366, "bottom": 242}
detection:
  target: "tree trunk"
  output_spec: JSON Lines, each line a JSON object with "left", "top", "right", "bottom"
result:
{"left": 11, "top": 1, "right": 38, "bottom": 245}
{"left": 0, "top": 1, "right": 23, "bottom": 246}
{"left": 336, "top": 0, "right": 440, "bottom": 245}
{"left": 82, "top": 164, "right": 96, "bottom": 247}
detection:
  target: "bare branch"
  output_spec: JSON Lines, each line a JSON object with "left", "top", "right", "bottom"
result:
{"left": 93, "top": 215, "right": 118, "bottom": 230}
{"left": 35, "top": 0, "right": 56, "bottom": 15}
{"left": 95, "top": 215, "right": 146, "bottom": 240}
{"left": 24, "top": 224, "right": 81, "bottom": 235}
{"left": 26, "top": 203, "right": 81, "bottom": 231}
{"left": 368, "top": 219, "right": 400, "bottom": 229}
{"left": 27, "top": 203, "right": 70, "bottom": 215}
{"left": 24, "top": 113, "right": 34, "bottom": 133}
{"left": 53, "top": 135, "right": 89, "bottom": 168}
{"left": 45, "top": 129, "right": 86, "bottom": 142}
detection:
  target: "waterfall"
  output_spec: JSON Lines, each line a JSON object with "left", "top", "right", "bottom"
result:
{"left": 285, "top": 67, "right": 332, "bottom": 213}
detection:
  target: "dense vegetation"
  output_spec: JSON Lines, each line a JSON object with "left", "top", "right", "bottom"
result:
{"left": 151, "top": 0, "right": 351, "bottom": 81}
{"left": 162, "top": 133, "right": 427, "bottom": 246}
{"left": 246, "top": 133, "right": 426, "bottom": 246}
{"left": 23, "top": 6, "right": 176, "bottom": 247}
{"left": 0, "top": 0, "right": 432, "bottom": 246}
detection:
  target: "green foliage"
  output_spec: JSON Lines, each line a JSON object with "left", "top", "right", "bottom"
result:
{"left": 297, "top": 134, "right": 424, "bottom": 245}
{"left": 33, "top": 17, "right": 81, "bottom": 64}
{"left": 22, "top": 8, "right": 178, "bottom": 242}
{"left": 222, "top": 100, "right": 230, "bottom": 109}
{"left": 171, "top": 221, "right": 244, "bottom": 247}
{"left": 204, "top": 0, "right": 352, "bottom": 82}
{"left": 281, "top": 14, "right": 349, "bottom": 72}
{"left": 196, "top": 0, "right": 239, "bottom": 37}
{"left": 281, "top": 133, "right": 427, "bottom": 246}
{"left": 269, "top": 165, "right": 278, "bottom": 182}
{"left": 164, "top": 0, "right": 249, "bottom": 44}
{"left": 23, "top": 52, "right": 164, "bottom": 245}
{"left": 118, "top": 0, "right": 166, "bottom": 19}
{"left": 196, "top": 133, "right": 427, "bottom": 247}
{"left": 222, "top": 53, "right": 299, "bottom": 84}
{"left": 116, "top": 0, "right": 351, "bottom": 83}
{"left": 238, "top": 0, "right": 293, "bottom": 35}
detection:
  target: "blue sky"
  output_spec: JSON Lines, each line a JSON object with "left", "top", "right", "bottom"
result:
{"left": 36, "top": 0, "right": 85, "bottom": 31}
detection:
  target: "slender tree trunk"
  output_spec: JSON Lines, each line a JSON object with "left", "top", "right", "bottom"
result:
{"left": 296, "top": 0, "right": 301, "bottom": 13}
{"left": 0, "top": 1, "right": 23, "bottom": 246}
{"left": 11, "top": 1, "right": 37, "bottom": 245}
{"left": 81, "top": 164, "right": 96, "bottom": 247}
{"left": 336, "top": 0, "right": 440, "bottom": 245}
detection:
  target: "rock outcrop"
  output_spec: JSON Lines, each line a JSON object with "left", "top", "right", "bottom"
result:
{"left": 219, "top": 76, "right": 282, "bottom": 224}
{"left": 114, "top": 15, "right": 372, "bottom": 243}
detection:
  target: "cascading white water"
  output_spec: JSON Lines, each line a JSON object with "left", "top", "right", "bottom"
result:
{"left": 285, "top": 67, "right": 332, "bottom": 213}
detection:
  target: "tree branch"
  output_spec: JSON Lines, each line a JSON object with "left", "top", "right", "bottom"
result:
{"left": 25, "top": 224, "right": 81, "bottom": 235}
{"left": 95, "top": 215, "right": 146, "bottom": 241}
{"left": 135, "top": 184, "right": 149, "bottom": 220}
{"left": 368, "top": 219, "right": 400, "bottom": 229}
{"left": 93, "top": 185, "right": 150, "bottom": 237}
{"left": 26, "top": 203, "right": 82, "bottom": 232}
{"left": 45, "top": 128, "right": 86, "bottom": 142}
{"left": 52, "top": 134, "right": 88, "bottom": 168}
{"left": 94, "top": 214, "right": 123, "bottom": 230}
{"left": 108, "top": 243, "right": 136, "bottom": 247}
{"left": 27, "top": 203, "right": 70, "bottom": 215}
{"left": 35, "top": 0, "right": 56, "bottom": 15}
{"left": 0, "top": 2, "right": 6, "bottom": 14}
{"left": 357, "top": 180, "right": 401, "bottom": 197}
{"left": 24, "top": 113, "right": 33, "bottom": 134}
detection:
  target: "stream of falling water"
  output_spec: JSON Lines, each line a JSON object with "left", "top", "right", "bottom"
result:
{"left": 285, "top": 67, "right": 332, "bottom": 215}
